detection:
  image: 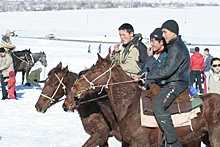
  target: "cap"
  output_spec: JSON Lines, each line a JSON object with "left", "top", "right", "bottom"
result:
{"left": 5, "top": 29, "right": 11, "bottom": 34}
{"left": 38, "top": 67, "right": 42, "bottom": 72}
{"left": 9, "top": 71, "right": 15, "bottom": 76}
{"left": 150, "top": 28, "right": 163, "bottom": 40}
{"left": 0, "top": 47, "right": 5, "bottom": 53}
{"left": 162, "top": 20, "right": 179, "bottom": 35}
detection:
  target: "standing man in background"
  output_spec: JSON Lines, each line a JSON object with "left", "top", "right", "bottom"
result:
{"left": 1, "top": 30, "right": 16, "bottom": 53}
{"left": 0, "top": 47, "right": 14, "bottom": 100}
{"left": 203, "top": 48, "right": 213, "bottom": 93}
{"left": 98, "top": 44, "right": 101, "bottom": 53}
{"left": 190, "top": 47, "right": 205, "bottom": 94}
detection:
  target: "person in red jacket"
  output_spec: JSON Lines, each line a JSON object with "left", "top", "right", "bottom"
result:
{"left": 5, "top": 71, "right": 16, "bottom": 99}
{"left": 190, "top": 47, "right": 205, "bottom": 93}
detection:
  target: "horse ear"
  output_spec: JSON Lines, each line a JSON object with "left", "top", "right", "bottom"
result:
{"left": 106, "top": 53, "right": 110, "bottom": 61}
{"left": 63, "top": 66, "right": 69, "bottom": 75}
{"left": 97, "top": 53, "right": 103, "bottom": 62}
{"left": 57, "top": 62, "right": 62, "bottom": 69}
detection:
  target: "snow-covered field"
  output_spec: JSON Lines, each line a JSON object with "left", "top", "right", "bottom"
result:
{"left": 1, "top": 6, "right": 220, "bottom": 147}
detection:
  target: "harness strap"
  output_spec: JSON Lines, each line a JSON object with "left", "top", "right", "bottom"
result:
{"left": 40, "top": 73, "right": 65, "bottom": 103}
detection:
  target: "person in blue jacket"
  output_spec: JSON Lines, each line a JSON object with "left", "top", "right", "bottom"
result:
{"left": 135, "top": 28, "right": 167, "bottom": 89}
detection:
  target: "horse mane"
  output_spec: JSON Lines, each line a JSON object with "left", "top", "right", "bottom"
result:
{"left": 13, "top": 49, "right": 31, "bottom": 56}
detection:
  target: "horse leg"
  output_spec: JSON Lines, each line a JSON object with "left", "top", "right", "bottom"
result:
{"left": 22, "top": 71, "right": 25, "bottom": 84}
{"left": 98, "top": 100, "right": 122, "bottom": 142}
{"left": 81, "top": 114, "right": 110, "bottom": 147}
{"left": 208, "top": 130, "right": 220, "bottom": 147}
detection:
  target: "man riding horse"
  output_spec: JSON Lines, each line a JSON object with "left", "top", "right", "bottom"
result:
{"left": 144, "top": 20, "right": 189, "bottom": 147}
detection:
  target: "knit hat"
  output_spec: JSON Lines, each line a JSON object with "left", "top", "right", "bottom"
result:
{"left": 5, "top": 29, "right": 11, "bottom": 34}
{"left": 9, "top": 71, "right": 15, "bottom": 76}
{"left": 0, "top": 47, "right": 5, "bottom": 53}
{"left": 162, "top": 20, "right": 179, "bottom": 35}
{"left": 38, "top": 67, "right": 42, "bottom": 72}
{"left": 150, "top": 28, "right": 163, "bottom": 40}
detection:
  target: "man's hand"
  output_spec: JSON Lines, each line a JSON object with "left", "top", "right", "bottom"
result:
{"left": 133, "top": 75, "right": 142, "bottom": 80}
{"left": 114, "top": 44, "right": 120, "bottom": 52}
{"left": 147, "top": 47, "right": 153, "bottom": 56}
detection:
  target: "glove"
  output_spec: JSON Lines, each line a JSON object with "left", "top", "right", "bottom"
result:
{"left": 5, "top": 86, "right": 8, "bottom": 90}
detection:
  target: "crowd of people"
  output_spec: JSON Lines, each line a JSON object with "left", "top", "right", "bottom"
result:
{"left": 0, "top": 30, "right": 43, "bottom": 100}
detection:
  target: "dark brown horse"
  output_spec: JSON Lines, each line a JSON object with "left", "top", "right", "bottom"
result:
{"left": 35, "top": 63, "right": 121, "bottom": 147}
{"left": 71, "top": 54, "right": 220, "bottom": 147}
{"left": 12, "top": 49, "right": 34, "bottom": 84}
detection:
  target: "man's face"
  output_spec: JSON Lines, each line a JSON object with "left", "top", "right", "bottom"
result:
{"left": 150, "top": 38, "right": 164, "bottom": 52}
{"left": 0, "top": 52, "right": 5, "bottom": 57}
{"left": 162, "top": 28, "right": 177, "bottom": 42}
{"left": 204, "top": 50, "right": 208, "bottom": 55}
{"left": 119, "top": 29, "right": 134, "bottom": 44}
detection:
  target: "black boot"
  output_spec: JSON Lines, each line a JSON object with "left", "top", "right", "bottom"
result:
{"left": 155, "top": 115, "right": 180, "bottom": 145}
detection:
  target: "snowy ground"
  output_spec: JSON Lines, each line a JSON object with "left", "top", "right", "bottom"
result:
{"left": 1, "top": 6, "right": 220, "bottom": 147}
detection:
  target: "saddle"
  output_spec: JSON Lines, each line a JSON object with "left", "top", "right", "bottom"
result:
{"left": 142, "top": 83, "right": 195, "bottom": 115}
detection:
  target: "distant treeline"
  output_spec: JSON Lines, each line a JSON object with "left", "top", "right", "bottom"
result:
{"left": 0, "top": 1, "right": 219, "bottom": 12}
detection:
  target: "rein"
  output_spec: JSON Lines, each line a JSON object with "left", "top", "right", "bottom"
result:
{"left": 40, "top": 73, "right": 66, "bottom": 103}
{"left": 77, "top": 63, "right": 140, "bottom": 98}
{"left": 12, "top": 52, "right": 34, "bottom": 65}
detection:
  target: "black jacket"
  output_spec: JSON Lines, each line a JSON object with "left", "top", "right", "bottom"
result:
{"left": 147, "top": 36, "right": 190, "bottom": 88}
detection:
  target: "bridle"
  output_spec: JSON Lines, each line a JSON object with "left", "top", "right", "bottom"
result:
{"left": 13, "top": 52, "right": 34, "bottom": 66}
{"left": 75, "top": 62, "right": 138, "bottom": 98}
{"left": 40, "top": 73, "right": 66, "bottom": 104}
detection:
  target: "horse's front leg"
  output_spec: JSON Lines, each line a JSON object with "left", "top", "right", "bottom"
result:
{"left": 22, "top": 71, "right": 25, "bottom": 84}
{"left": 82, "top": 114, "right": 110, "bottom": 147}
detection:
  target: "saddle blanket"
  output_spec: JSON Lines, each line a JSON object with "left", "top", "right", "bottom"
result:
{"left": 140, "top": 97, "right": 201, "bottom": 130}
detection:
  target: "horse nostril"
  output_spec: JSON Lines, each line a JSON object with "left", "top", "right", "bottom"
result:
{"left": 62, "top": 104, "right": 68, "bottom": 112}
{"left": 35, "top": 104, "right": 41, "bottom": 112}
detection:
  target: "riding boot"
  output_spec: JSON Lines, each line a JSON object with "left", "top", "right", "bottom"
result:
{"left": 156, "top": 115, "right": 182, "bottom": 147}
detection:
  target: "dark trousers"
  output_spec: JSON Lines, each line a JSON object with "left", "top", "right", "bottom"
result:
{"left": 1, "top": 74, "right": 8, "bottom": 99}
{"left": 190, "top": 70, "right": 203, "bottom": 93}
{"left": 152, "top": 85, "right": 185, "bottom": 144}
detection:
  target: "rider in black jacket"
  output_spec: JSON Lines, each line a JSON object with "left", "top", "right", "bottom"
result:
{"left": 146, "top": 20, "right": 190, "bottom": 147}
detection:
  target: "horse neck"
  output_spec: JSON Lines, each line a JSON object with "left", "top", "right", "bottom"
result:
{"left": 32, "top": 53, "right": 40, "bottom": 63}
{"left": 107, "top": 66, "right": 141, "bottom": 121}
{"left": 65, "top": 72, "right": 78, "bottom": 95}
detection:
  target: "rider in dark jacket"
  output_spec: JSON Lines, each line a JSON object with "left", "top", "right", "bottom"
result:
{"left": 146, "top": 20, "right": 190, "bottom": 147}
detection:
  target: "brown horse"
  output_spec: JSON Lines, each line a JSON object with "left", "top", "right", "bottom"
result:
{"left": 71, "top": 54, "right": 220, "bottom": 147}
{"left": 35, "top": 63, "right": 121, "bottom": 147}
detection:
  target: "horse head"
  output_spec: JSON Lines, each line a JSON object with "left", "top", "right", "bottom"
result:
{"left": 25, "top": 49, "right": 34, "bottom": 66}
{"left": 35, "top": 62, "right": 68, "bottom": 113}
{"left": 72, "top": 53, "right": 113, "bottom": 99}
{"left": 38, "top": 52, "right": 48, "bottom": 67}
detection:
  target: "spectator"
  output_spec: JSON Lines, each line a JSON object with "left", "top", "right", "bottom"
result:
{"left": 0, "top": 47, "right": 14, "bottom": 100}
{"left": 111, "top": 23, "right": 148, "bottom": 78}
{"left": 88, "top": 45, "right": 91, "bottom": 53}
{"left": 108, "top": 46, "right": 111, "bottom": 54}
{"left": 26, "top": 68, "right": 42, "bottom": 87}
{"left": 5, "top": 71, "right": 16, "bottom": 99}
{"left": 98, "top": 44, "right": 101, "bottom": 53}
{"left": 203, "top": 48, "right": 213, "bottom": 92}
{"left": 190, "top": 47, "right": 205, "bottom": 93}
{"left": 1, "top": 29, "right": 16, "bottom": 53}
{"left": 208, "top": 57, "right": 220, "bottom": 94}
